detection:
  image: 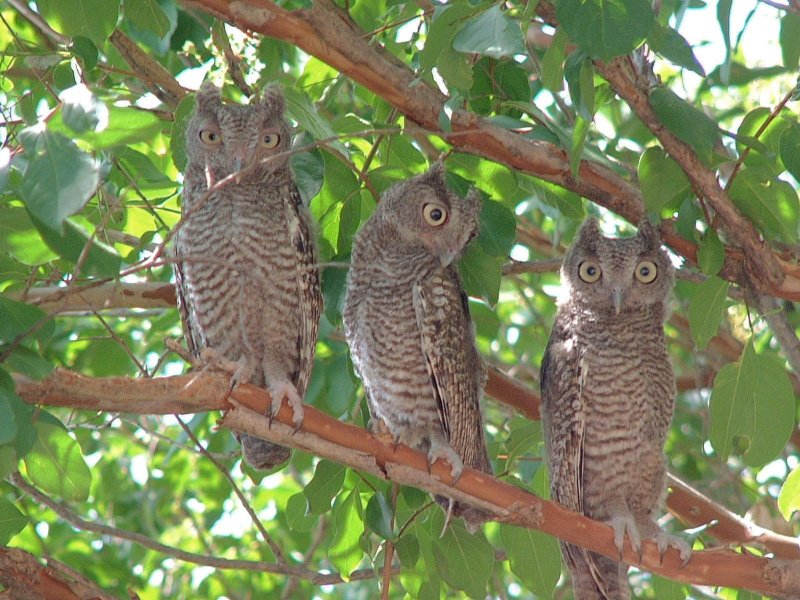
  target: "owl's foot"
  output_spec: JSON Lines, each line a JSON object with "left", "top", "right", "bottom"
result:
{"left": 165, "top": 338, "right": 198, "bottom": 367}
{"left": 427, "top": 442, "right": 463, "bottom": 486}
{"left": 654, "top": 529, "right": 692, "bottom": 567}
{"left": 199, "top": 348, "right": 252, "bottom": 388}
{"left": 269, "top": 380, "right": 304, "bottom": 432}
{"left": 607, "top": 514, "right": 643, "bottom": 562}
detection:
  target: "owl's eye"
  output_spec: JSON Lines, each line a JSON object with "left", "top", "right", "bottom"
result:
{"left": 261, "top": 133, "right": 281, "bottom": 148}
{"left": 199, "top": 129, "right": 221, "bottom": 145}
{"left": 578, "top": 261, "right": 601, "bottom": 283}
{"left": 423, "top": 203, "right": 448, "bottom": 226}
{"left": 635, "top": 260, "right": 658, "bottom": 283}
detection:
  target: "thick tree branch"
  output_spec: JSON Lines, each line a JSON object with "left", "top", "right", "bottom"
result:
{"left": 13, "top": 370, "right": 800, "bottom": 595}
{"left": 0, "top": 546, "right": 123, "bottom": 600}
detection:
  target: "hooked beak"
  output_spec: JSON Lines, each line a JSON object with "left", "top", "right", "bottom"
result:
{"left": 612, "top": 288, "right": 624, "bottom": 315}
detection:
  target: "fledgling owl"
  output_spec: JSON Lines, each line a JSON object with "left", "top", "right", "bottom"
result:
{"left": 342, "top": 163, "right": 492, "bottom": 531}
{"left": 174, "top": 82, "right": 322, "bottom": 470}
{"left": 540, "top": 218, "right": 690, "bottom": 599}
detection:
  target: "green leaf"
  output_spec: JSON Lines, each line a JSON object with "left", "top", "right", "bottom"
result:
{"left": 437, "top": 44, "right": 474, "bottom": 92}
{"left": 32, "top": 216, "right": 122, "bottom": 278}
{"left": 49, "top": 104, "right": 164, "bottom": 151}
{"left": 650, "top": 87, "right": 719, "bottom": 163}
{"left": 500, "top": 524, "right": 561, "bottom": 598}
{"left": 697, "top": 228, "right": 725, "bottom": 277}
{"left": 23, "top": 422, "right": 92, "bottom": 502}
{"left": 557, "top": 0, "right": 653, "bottom": 61}
{"left": 37, "top": 0, "right": 120, "bottom": 46}
{"left": 435, "top": 520, "right": 493, "bottom": 598}
{"left": 688, "top": 276, "right": 729, "bottom": 350}
{"left": 0, "top": 297, "right": 52, "bottom": 344}
{"left": 477, "top": 198, "right": 516, "bottom": 257}
{"left": 779, "top": 120, "right": 800, "bottom": 183}
{"left": 778, "top": 465, "right": 800, "bottom": 520}
{"left": 564, "top": 51, "right": 595, "bottom": 121}
{"left": 652, "top": 574, "right": 691, "bottom": 600}
{"left": 709, "top": 343, "right": 795, "bottom": 467}
{"left": 394, "top": 534, "right": 420, "bottom": 567}
{"left": 170, "top": 94, "right": 196, "bottom": 172}
{"left": 0, "top": 498, "right": 29, "bottom": 545}
{"left": 459, "top": 244, "right": 501, "bottom": 306}
{"left": 303, "top": 460, "right": 346, "bottom": 515}
{"left": 286, "top": 492, "right": 317, "bottom": 532}
{"left": 420, "top": 3, "right": 476, "bottom": 72}
{"left": 0, "top": 395, "right": 18, "bottom": 445}
{"left": 503, "top": 417, "right": 542, "bottom": 472}
{"left": 291, "top": 136, "right": 325, "bottom": 205}
{"left": 19, "top": 131, "right": 99, "bottom": 234}
{"left": 69, "top": 37, "right": 98, "bottom": 71}
{"left": 365, "top": 490, "right": 395, "bottom": 540}
{"left": 453, "top": 4, "right": 524, "bottom": 60}
{"left": 638, "top": 146, "right": 691, "bottom": 214}
{"left": 470, "top": 300, "right": 500, "bottom": 341}
{"left": 540, "top": 28, "right": 567, "bottom": 92}
{"left": 570, "top": 115, "right": 590, "bottom": 179}
{"left": 125, "top": 0, "right": 171, "bottom": 39}
{"left": 60, "top": 85, "right": 108, "bottom": 134}
{"left": 737, "top": 107, "right": 789, "bottom": 171}
{"left": 329, "top": 487, "right": 364, "bottom": 579}
{"left": 5, "top": 345, "right": 55, "bottom": 381}
{"left": 729, "top": 167, "right": 799, "bottom": 244}
{"left": 780, "top": 14, "right": 800, "bottom": 70}
{"left": 284, "top": 88, "right": 347, "bottom": 156}
{"left": 647, "top": 21, "right": 704, "bottom": 76}
{"left": 528, "top": 179, "right": 586, "bottom": 220}
{"left": 0, "top": 207, "right": 58, "bottom": 266}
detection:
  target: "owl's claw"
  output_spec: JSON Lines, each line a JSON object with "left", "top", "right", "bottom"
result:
{"left": 655, "top": 530, "right": 692, "bottom": 567}
{"left": 269, "top": 380, "right": 304, "bottom": 433}
{"left": 441, "top": 498, "right": 455, "bottom": 538}
{"left": 607, "top": 515, "right": 642, "bottom": 563}
{"left": 427, "top": 443, "right": 463, "bottom": 486}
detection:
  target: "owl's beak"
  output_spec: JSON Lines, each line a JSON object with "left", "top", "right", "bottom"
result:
{"left": 612, "top": 288, "right": 624, "bottom": 315}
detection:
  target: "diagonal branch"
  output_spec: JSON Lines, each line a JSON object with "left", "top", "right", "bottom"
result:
{"left": 13, "top": 370, "right": 800, "bottom": 595}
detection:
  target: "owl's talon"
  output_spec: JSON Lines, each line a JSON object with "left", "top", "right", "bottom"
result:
{"left": 607, "top": 515, "right": 641, "bottom": 562}
{"left": 427, "top": 443, "right": 463, "bottom": 485}
{"left": 656, "top": 530, "right": 692, "bottom": 567}
{"left": 440, "top": 498, "right": 455, "bottom": 537}
{"left": 269, "top": 380, "right": 304, "bottom": 430}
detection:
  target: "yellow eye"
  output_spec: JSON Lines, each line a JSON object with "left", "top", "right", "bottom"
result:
{"left": 578, "top": 261, "right": 601, "bottom": 283}
{"left": 635, "top": 260, "right": 658, "bottom": 283}
{"left": 199, "top": 129, "right": 221, "bottom": 145}
{"left": 422, "top": 203, "right": 448, "bottom": 226}
{"left": 262, "top": 133, "right": 280, "bottom": 148}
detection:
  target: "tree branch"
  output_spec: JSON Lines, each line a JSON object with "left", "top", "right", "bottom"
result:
{"left": 13, "top": 370, "right": 800, "bottom": 595}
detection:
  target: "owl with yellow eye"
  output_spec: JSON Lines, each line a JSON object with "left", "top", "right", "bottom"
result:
{"left": 540, "top": 218, "right": 691, "bottom": 599}
{"left": 174, "top": 82, "right": 322, "bottom": 471}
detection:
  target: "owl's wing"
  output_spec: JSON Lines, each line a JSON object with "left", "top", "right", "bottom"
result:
{"left": 288, "top": 184, "right": 323, "bottom": 395}
{"left": 411, "top": 268, "right": 478, "bottom": 445}
{"left": 173, "top": 230, "right": 202, "bottom": 357}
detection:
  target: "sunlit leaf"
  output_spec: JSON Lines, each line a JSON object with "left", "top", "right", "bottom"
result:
{"left": 696, "top": 228, "right": 725, "bottom": 277}
{"left": 435, "top": 520, "right": 493, "bottom": 598}
{"left": 501, "top": 524, "right": 561, "bottom": 598}
{"left": 778, "top": 465, "right": 800, "bottom": 520}
{"left": 23, "top": 422, "right": 92, "bottom": 502}
{"left": 650, "top": 88, "right": 719, "bottom": 163}
{"left": 0, "top": 498, "right": 28, "bottom": 545}
{"left": 729, "top": 166, "right": 799, "bottom": 244}
{"left": 37, "top": 0, "right": 120, "bottom": 45}
{"left": 647, "top": 21, "right": 704, "bottom": 76}
{"left": 304, "top": 460, "right": 346, "bottom": 515}
{"left": 688, "top": 276, "right": 729, "bottom": 350}
{"left": 638, "top": 146, "right": 691, "bottom": 214}
{"left": 365, "top": 490, "right": 395, "bottom": 540}
{"left": 329, "top": 487, "right": 364, "bottom": 579}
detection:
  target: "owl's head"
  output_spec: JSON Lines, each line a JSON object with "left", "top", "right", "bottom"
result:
{"left": 379, "top": 162, "right": 482, "bottom": 267}
{"left": 560, "top": 218, "right": 674, "bottom": 315}
{"left": 185, "top": 82, "right": 291, "bottom": 182}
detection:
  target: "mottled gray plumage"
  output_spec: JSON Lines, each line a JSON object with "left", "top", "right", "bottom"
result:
{"left": 174, "top": 82, "right": 322, "bottom": 470}
{"left": 342, "top": 164, "right": 492, "bottom": 530}
{"left": 540, "top": 218, "right": 690, "bottom": 599}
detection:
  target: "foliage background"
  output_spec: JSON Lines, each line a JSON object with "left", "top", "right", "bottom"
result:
{"left": 1, "top": 0, "right": 800, "bottom": 598}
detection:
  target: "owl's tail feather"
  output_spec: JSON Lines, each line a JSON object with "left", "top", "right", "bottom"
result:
{"left": 563, "top": 542, "right": 630, "bottom": 600}
{"left": 240, "top": 433, "right": 291, "bottom": 471}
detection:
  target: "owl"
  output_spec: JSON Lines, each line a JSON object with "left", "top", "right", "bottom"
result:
{"left": 342, "top": 163, "right": 492, "bottom": 531}
{"left": 540, "top": 218, "right": 691, "bottom": 599}
{"left": 174, "top": 82, "right": 322, "bottom": 470}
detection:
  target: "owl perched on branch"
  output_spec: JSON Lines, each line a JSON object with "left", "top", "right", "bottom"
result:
{"left": 343, "top": 163, "right": 492, "bottom": 531}
{"left": 540, "top": 218, "right": 691, "bottom": 599}
{"left": 174, "top": 82, "right": 322, "bottom": 470}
